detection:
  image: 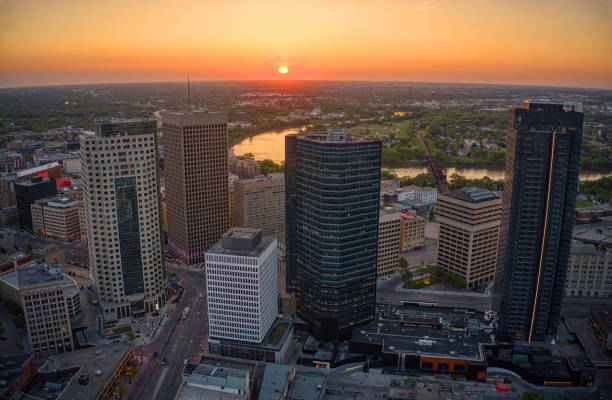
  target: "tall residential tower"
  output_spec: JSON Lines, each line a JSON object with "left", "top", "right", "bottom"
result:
{"left": 81, "top": 119, "right": 166, "bottom": 323}
{"left": 286, "top": 129, "right": 381, "bottom": 340}
{"left": 162, "top": 112, "right": 229, "bottom": 265}
{"left": 494, "top": 101, "right": 583, "bottom": 343}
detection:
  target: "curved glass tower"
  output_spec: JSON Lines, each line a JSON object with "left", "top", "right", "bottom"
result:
{"left": 286, "top": 129, "right": 381, "bottom": 340}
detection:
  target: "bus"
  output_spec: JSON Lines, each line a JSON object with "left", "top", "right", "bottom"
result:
{"left": 182, "top": 306, "right": 190, "bottom": 319}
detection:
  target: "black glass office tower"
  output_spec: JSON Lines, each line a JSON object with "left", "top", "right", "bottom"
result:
{"left": 286, "top": 129, "right": 381, "bottom": 340}
{"left": 494, "top": 101, "right": 583, "bottom": 343}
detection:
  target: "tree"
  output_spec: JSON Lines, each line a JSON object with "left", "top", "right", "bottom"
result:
{"left": 24, "top": 243, "right": 32, "bottom": 254}
{"left": 399, "top": 257, "right": 408, "bottom": 269}
{"left": 13, "top": 314, "right": 25, "bottom": 330}
{"left": 427, "top": 209, "right": 435, "bottom": 222}
{"left": 522, "top": 391, "right": 544, "bottom": 400}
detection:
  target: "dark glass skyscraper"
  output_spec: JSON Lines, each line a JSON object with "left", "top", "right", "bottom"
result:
{"left": 494, "top": 101, "right": 583, "bottom": 343}
{"left": 286, "top": 129, "right": 381, "bottom": 340}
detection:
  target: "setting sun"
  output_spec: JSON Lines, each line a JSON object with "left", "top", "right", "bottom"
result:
{"left": 278, "top": 66, "right": 289, "bottom": 74}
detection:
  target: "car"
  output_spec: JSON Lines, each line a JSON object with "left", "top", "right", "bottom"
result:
{"left": 184, "top": 358, "right": 188, "bottom": 363}
{"left": 161, "top": 358, "right": 167, "bottom": 365}
{"left": 198, "top": 293, "right": 203, "bottom": 299}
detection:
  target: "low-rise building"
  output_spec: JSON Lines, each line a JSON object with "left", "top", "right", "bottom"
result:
{"left": 0, "top": 353, "right": 38, "bottom": 399}
{"left": 436, "top": 187, "right": 502, "bottom": 288}
{"left": 397, "top": 186, "right": 437, "bottom": 205}
{"left": 377, "top": 208, "right": 401, "bottom": 277}
{"left": 31, "top": 197, "right": 81, "bottom": 241}
{"left": 31, "top": 343, "right": 134, "bottom": 400}
{"left": 565, "top": 223, "right": 612, "bottom": 298}
{"left": 286, "top": 372, "right": 326, "bottom": 400}
{"left": 399, "top": 213, "right": 425, "bottom": 251}
{"left": 259, "top": 363, "right": 295, "bottom": 400}
{"left": 176, "top": 358, "right": 256, "bottom": 400}
{"left": 380, "top": 180, "right": 400, "bottom": 191}
{"left": 350, "top": 304, "right": 492, "bottom": 381}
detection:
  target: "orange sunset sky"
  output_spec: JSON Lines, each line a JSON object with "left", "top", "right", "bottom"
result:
{"left": 1, "top": 0, "right": 611, "bottom": 88}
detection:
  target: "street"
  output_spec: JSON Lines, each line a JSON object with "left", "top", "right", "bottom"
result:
{"left": 124, "top": 265, "right": 208, "bottom": 400}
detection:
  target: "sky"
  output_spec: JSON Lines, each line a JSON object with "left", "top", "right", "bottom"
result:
{"left": 1, "top": 0, "right": 611, "bottom": 88}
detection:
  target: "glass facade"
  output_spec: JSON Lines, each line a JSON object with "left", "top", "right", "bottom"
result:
{"left": 115, "top": 176, "right": 144, "bottom": 296}
{"left": 287, "top": 131, "right": 381, "bottom": 340}
{"left": 494, "top": 102, "right": 583, "bottom": 343}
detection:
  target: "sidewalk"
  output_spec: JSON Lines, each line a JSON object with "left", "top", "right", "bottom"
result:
{"left": 135, "top": 294, "right": 178, "bottom": 346}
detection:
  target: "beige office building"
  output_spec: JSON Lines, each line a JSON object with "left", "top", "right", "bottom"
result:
{"left": 377, "top": 208, "right": 401, "bottom": 277}
{"left": 162, "top": 111, "right": 229, "bottom": 265}
{"left": 234, "top": 173, "right": 284, "bottom": 235}
{"left": 565, "top": 224, "right": 612, "bottom": 298}
{"left": 436, "top": 187, "right": 501, "bottom": 288}
{"left": 81, "top": 119, "right": 166, "bottom": 323}
{"left": 399, "top": 212, "right": 425, "bottom": 251}
{"left": 31, "top": 198, "right": 81, "bottom": 241}
{"left": 18, "top": 264, "right": 74, "bottom": 355}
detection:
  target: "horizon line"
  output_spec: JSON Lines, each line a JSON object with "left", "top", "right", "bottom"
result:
{"left": 1, "top": 78, "right": 611, "bottom": 92}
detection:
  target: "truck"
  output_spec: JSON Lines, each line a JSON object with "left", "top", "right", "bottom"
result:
{"left": 182, "top": 306, "right": 190, "bottom": 319}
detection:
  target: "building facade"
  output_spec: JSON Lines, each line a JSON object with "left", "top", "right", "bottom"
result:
{"left": 565, "top": 224, "right": 612, "bottom": 298}
{"left": 286, "top": 129, "right": 381, "bottom": 340}
{"left": 436, "top": 187, "right": 502, "bottom": 288}
{"left": 81, "top": 119, "right": 166, "bottom": 323}
{"left": 206, "top": 228, "right": 277, "bottom": 343}
{"left": 377, "top": 208, "right": 401, "bottom": 277}
{"left": 31, "top": 198, "right": 81, "bottom": 241}
{"left": 19, "top": 264, "right": 73, "bottom": 354}
{"left": 163, "top": 111, "right": 229, "bottom": 265}
{"left": 234, "top": 173, "right": 285, "bottom": 235}
{"left": 397, "top": 186, "right": 437, "bottom": 205}
{"left": 494, "top": 101, "right": 583, "bottom": 343}
{"left": 14, "top": 176, "right": 56, "bottom": 231}
{"left": 399, "top": 213, "right": 426, "bottom": 251}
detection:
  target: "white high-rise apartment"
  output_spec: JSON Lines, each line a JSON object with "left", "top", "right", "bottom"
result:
{"left": 81, "top": 119, "right": 166, "bottom": 324}
{"left": 206, "top": 228, "right": 277, "bottom": 343}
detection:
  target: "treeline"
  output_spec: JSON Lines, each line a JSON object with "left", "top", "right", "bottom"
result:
{"left": 580, "top": 176, "right": 612, "bottom": 203}
{"left": 381, "top": 170, "right": 503, "bottom": 191}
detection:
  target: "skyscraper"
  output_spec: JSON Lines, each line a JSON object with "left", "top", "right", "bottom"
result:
{"left": 81, "top": 119, "right": 166, "bottom": 323}
{"left": 206, "top": 228, "right": 277, "bottom": 343}
{"left": 286, "top": 129, "right": 381, "bottom": 340}
{"left": 14, "top": 176, "right": 56, "bottom": 231}
{"left": 162, "top": 111, "right": 229, "bottom": 265}
{"left": 494, "top": 101, "right": 583, "bottom": 343}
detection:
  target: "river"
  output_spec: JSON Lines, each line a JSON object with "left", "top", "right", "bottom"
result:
{"left": 232, "top": 128, "right": 611, "bottom": 181}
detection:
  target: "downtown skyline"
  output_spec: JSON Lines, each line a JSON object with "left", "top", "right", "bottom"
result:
{"left": 1, "top": 0, "right": 611, "bottom": 89}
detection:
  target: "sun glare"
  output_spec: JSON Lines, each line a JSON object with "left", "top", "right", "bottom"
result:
{"left": 278, "top": 66, "right": 288, "bottom": 74}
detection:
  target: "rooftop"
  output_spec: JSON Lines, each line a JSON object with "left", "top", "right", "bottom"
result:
{"left": 572, "top": 222, "right": 612, "bottom": 249}
{"left": 351, "top": 304, "right": 493, "bottom": 362}
{"left": 46, "top": 198, "right": 79, "bottom": 208}
{"left": 286, "top": 372, "right": 326, "bottom": 400}
{"left": 291, "top": 129, "right": 381, "bottom": 144}
{"left": 17, "top": 263, "right": 64, "bottom": 288}
{"left": 208, "top": 228, "right": 275, "bottom": 258}
{"left": 259, "top": 364, "right": 295, "bottom": 400}
{"left": 36, "top": 342, "right": 133, "bottom": 400}
{"left": 237, "top": 173, "right": 284, "bottom": 185}
{"left": 16, "top": 162, "right": 61, "bottom": 179}
{"left": 442, "top": 187, "right": 500, "bottom": 204}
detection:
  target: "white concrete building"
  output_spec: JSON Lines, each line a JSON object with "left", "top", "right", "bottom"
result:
{"left": 397, "top": 186, "right": 437, "bottom": 205}
{"left": 206, "top": 228, "right": 277, "bottom": 343}
{"left": 80, "top": 119, "right": 166, "bottom": 324}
